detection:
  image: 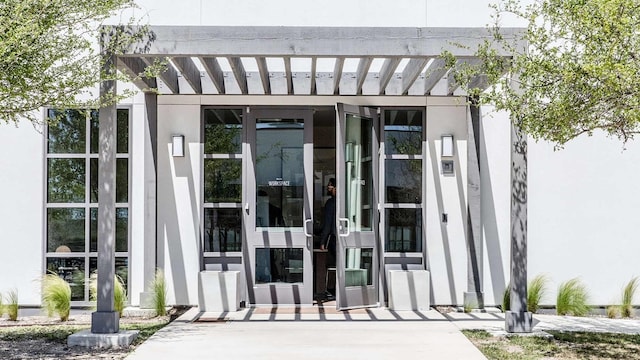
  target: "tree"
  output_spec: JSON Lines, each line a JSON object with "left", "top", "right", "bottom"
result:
{"left": 447, "top": 0, "right": 640, "bottom": 146}
{"left": 0, "top": 0, "right": 158, "bottom": 125}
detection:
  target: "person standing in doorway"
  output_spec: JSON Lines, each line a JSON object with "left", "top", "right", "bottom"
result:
{"left": 320, "top": 178, "right": 337, "bottom": 260}
{"left": 319, "top": 178, "right": 337, "bottom": 299}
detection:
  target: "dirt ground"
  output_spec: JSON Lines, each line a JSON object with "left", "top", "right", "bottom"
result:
{"left": 0, "top": 310, "right": 179, "bottom": 360}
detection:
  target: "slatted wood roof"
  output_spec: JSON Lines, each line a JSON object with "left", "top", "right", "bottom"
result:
{"left": 115, "top": 26, "right": 525, "bottom": 96}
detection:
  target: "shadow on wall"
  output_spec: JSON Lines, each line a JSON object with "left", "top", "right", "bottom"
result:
{"left": 162, "top": 140, "right": 200, "bottom": 305}
{"left": 428, "top": 140, "right": 458, "bottom": 304}
{"left": 479, "top": 111, "right": 507, "bottom": 305}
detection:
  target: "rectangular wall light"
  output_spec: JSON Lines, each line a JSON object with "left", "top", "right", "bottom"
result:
{"left": 441, "top": 134, "right": 454, "bottom": 157}
{"left": 172, "top": 135, "right": 185, "bottom": 157}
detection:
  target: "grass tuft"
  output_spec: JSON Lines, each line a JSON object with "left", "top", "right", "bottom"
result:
{"left": 6, "top": 289, "right": 18, "bottom": 321}
{"left": 89, "top": 272, "right": 128, "bottom": 317}
{"left": 151, "top": 269, "right": 167, "bottom": 317}
{"left": 502, "top": 283, "right": 510, "bottom": 312}
{"left": 606, "top": 305, "right": 620, "bottom": 319}
{"left": 41, "top": 273, "right": 71, "bottom": 322}
{"left": 621, "top": 276, "right": 638, "bottom": 318}
{"left": 527, "top": 274, "right": 548, "bottom": 313}
{"left": 556, "top": 278, "right": 590, "bottom": 316}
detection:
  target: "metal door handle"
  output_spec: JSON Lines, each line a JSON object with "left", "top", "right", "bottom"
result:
{"left": 338, "top": 218, "right": 350, "bottom": 237}
{"left": 304, "top": 219, "right": 313, "bottom": 237}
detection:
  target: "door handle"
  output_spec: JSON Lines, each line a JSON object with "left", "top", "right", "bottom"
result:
{"left": 304, "top": 219, "right": 313, "bottom": 237}
{"left": 338, "top": 218, "right": 350, "bottom": 237}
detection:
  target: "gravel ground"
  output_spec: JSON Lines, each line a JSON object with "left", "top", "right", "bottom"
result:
{"left": 0, "top": 309, "right": 181, "bottom": 360}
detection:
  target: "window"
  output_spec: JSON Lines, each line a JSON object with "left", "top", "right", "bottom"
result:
{"left": 203, "top": 108, "right": 243, "bottom": 253}
{"left": 45, "top": 109, "right": 130, "bottom": 302}
{"left": 382, "top": 109, "right": 424, "bottom": 253}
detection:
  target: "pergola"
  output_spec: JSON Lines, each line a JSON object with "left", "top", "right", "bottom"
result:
{"left": 92, "top": 26, "right": 531, "bottom": 334}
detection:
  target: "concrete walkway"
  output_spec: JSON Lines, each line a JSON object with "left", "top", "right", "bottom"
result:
{"left": 125, "top": 307, "right": 640, "bottom": 360}
{"left": 125, "top": 307, "right": 487, "bottom": 360}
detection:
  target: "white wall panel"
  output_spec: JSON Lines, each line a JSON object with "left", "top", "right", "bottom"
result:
{"left": 528, "top": 134, "right": 640, "bottom": 306}
{"left": 425, "top": 104, "right": 468, "bottom": 305}
{"left": 0, "top": 120, "right": 45, "bottom": 305}
{"left": 479, "top": 108, "right": 511, "bottom": 306}
{"left": 157, "top": 104, "right": 202, "bottom": 305}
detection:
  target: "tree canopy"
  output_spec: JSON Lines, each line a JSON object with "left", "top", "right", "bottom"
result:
{"left": 450, "top": 0, "right": 640, "bottom": 146}
{"left": 0, "top": 0, "right": 155, "bottom": 125}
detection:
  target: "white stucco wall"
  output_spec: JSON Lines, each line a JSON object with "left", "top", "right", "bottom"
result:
{"left": 0, "top": 120, "right": 45, "bottom": 305}
{"left": 528, "top": 135, "right": 640, "bottom": 306}
{"left": 425, "top": 98, "right": 469, "bottom": 305}
{"left": 156, "top": 101, "right": 202, "bottom": 305}
{"left": 479, "top": 108, "right": 511, "bottom": 306}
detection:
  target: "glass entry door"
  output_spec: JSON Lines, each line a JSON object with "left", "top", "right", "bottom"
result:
{"left": 335, "top": 104, "right": 379, "bottom": 310}
{"left": 246, "top": 109, "right": 314, "bottom": 305}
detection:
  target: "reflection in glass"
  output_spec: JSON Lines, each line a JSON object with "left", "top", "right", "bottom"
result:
{"left": 90, "top": 109, "right": 99, "bottom": 154}
{"left": 47, "top": 257, "right": 85, "bottom": 301}
{"left": 90, "top": 158, "right": 129, "bottom": 203}
{"left": 47, "top": 158, "right": 85, "bottom": 203}
{"left": 204, "top": 159, "right": 242, "bottom": 203}
{"left": 204, "top": 109, "right": 242, "bottom": 154}
{"left": 117, "top": 109, "right": 129, "bottom": 153}
{"left": 47, "top": 208, "right": 85, "bottom": 252}
{"left": 256, "top": 119, "right": 304, "bottom": 228}
{"left": 90, "top": 208, "right": 128, "bottom": 252}
{"left": 344, "top": 248, "right": 373, "bottom": 286}
{"left": 384, "top": 110, "right": 422, "bottom": 155}
{"left": 116, "top": 159, "right": 128, "bottom": 203}
{"left": 90, "top": 109, "right": 129, "bottom": 154}
{"left": 345, "top": 114, "right": 372, "bottom": 231}
{"left": 90, "top": 257, "right": 129, "bottom": 294}
{"left": 385, "top": 209, "right": 422, "bottom": 252}
{"left": 204, "top": 209, "right": 242, "bottom": 252}
{"left": 255, "top": 248, "right": 303, "bottom": 284}
{"left": 385, "top": 160, "right": 422, "bottom": 203}
{"left": 47, "top": 109, "right": 86, "bottom": 154}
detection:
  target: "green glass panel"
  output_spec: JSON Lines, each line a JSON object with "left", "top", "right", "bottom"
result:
{"left": 90, "top": 208, "right": 128, "bottom": 252}
{"left": 47, "top": 109, "right": 86, "bottom": 154}
{"left": 46, "top": 257, "right": 85, "bottom": 301}
{"left": 90, "top": 257, "right": 129, "bottom": 294}
{"left": 344, "top": 248, "right": 373, "bottom": 286}
{"left": 385, "top": 159, "right": 422, "bottom": 203}
{"left": 90, "top": 109, "right": 99, "bottom": 154}
{"left": 90, "top": 158, "right": 128, "bottom": 203}
{"left": 204, "top": 208, "right": 242, "bottom": 252}
{"left": 47, "top": 208, "right": 85, "bottom": 252}
{"left": 117, "top": 109, "right": 129, "bottom": 154}
{"left": 384, "top": 110, "right": 422, "bottom": 155}
{"left": 385, "top": 209, "right": 422, "bottom": 252}
{"left": 345, "top": 114, "right": 373, "bottom": 231}
{"left": 255, "top": 248, "right": 303, "bottom": 284}
{"left": 204, "top": 109, "right": 242, "bottom": 154}
{"left": 256, "top": 119, "right": 304, "bottom": 227}
{"left": 47, "top": 158, "right": 85, "bottom": 203}
{"left": 204, "top": 159, "right": 242, "bottom": 203}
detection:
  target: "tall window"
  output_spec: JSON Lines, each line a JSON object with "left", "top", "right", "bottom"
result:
{"left": 45, "top": 109, "right": 130, "bottom": 302}
{"left": 203, "top": 108, "right": 243, "bottom": 254}
{"left": 383, "top": 109, "right": 424, "bottom": 253}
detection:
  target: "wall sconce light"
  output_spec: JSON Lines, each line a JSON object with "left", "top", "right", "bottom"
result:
{"left": 441, "top": 134, "right": 454, "bottom": 157}
{"left": 172, "top": 135, "right": 185, "bottom": 157}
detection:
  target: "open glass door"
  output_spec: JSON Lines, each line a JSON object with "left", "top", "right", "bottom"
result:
{"left": 335, "top": 104, "right": 379, "bottom": 310}
{"left": 246, "top": 108, "right": 314, "bottom": 305}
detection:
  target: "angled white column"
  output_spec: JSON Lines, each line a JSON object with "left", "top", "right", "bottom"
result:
{"left": 138, "top": 93, "right": 158, "bottom": 308}
{"left": 91, "top": 51, "right": 119, "bottom": 334}
{"left": 505, "top": 121, "right": 532, "bottom": 332}
{"left": 464, "top": 98, "right": 483, "bottom": 309}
